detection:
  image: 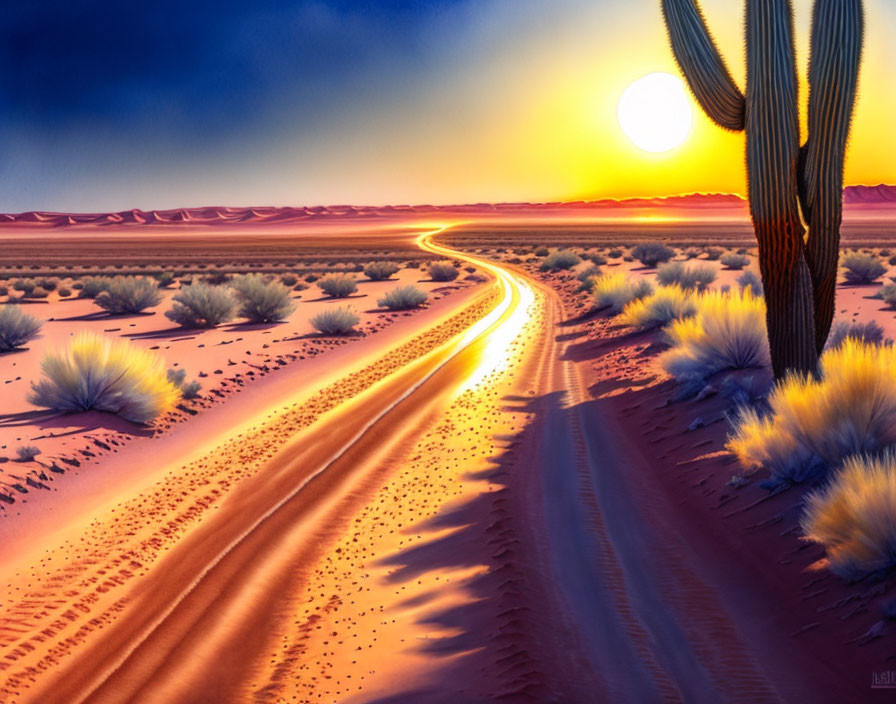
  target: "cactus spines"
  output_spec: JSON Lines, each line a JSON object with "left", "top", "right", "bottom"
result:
{"left": 661, "top": 0, "right": 864, "bottom": 378}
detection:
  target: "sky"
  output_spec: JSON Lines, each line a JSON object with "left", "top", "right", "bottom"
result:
{"left": 1, "top": 0, "right": 894, "bottom": 212}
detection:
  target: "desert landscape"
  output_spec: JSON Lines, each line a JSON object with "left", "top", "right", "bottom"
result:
{"left": 3, "top": 0, "right": 896, "bottom": 701}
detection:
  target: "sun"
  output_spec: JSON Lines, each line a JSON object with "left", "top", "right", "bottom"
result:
{"left": 617, "top": 72, "right": 693, "bottom": 153}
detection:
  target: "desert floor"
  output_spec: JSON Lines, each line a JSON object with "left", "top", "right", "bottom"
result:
{"left": 0, "top": 214, "right": 894, "bottom": 703}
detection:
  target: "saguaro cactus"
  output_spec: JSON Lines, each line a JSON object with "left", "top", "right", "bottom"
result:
{"left": 661, "top": 0, "right": 863, "bottom": 378}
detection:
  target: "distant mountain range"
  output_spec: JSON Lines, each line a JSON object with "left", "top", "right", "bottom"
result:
{"left": 0, "top": 185, "right": 893, "bottom": 229}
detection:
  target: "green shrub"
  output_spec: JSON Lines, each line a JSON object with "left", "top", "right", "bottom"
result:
{"left": 427, "top": 262, "right": 460, "bottom": 282}
{"left": 378, "top": 285, "right": 428, "bottom": 310}
{"left": 79, "top": 276, "right": 110, "bottom": 299}
{"left": 0, "top": 306, "right": 43, "bottom": 351}
{"left": 94, "top": 276, "right": 163, "bottom": 314}
{"left": 165, "top": 282, "right": 236, "bottom": 328}
{"left": 363, "top": 261, "right": 400, "bottom": 281}
{"left": 230, "top": 274, "right": 296, "bottom": 322}
{"left": 318, "top": 275, "right": 358, "bottom": 298}
{"left": 311, "top": 306, "right": 360, "bottom": 335}
{"left": 540, "top": 250, "right": 582, "bottom": 271}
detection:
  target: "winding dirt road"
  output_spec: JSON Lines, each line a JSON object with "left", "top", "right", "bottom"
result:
{"left": 0, "top": 227, "right": 848, "bottom": 702}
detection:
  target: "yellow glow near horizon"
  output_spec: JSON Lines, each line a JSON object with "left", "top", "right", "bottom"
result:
{"left": 617, "top": 73, "right": 693, "bottom": 153}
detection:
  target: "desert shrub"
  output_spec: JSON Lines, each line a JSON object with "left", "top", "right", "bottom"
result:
{"left": 540, "top": 250, "right": 582, "bottom": 271}
{"left": 318, "top": 275, "right": 358, "bottom": 298}
{"left": 405, "top": 261, "right": 420, "bottom": 269}
{"left": 826, "top": 320, "right": 888, "bottom": 350}
{"left": 38, "top": 278, "right": 57, "bottom": 291}
{"left": 592, "top": 273, "right": 653, "bottom": 314}
{"left": 58, "top": 287, "right": 72, "bottom": 298}
{"left": 230, "top": 274, "right": 296, "bottom": 323}
{"left": 16, "top": 445, "right": 41, "bottom": 461}
{"left": 842, "top": 253, "right": 886, "bottom": 284}
{"left": 363, "top": 261, "right": 400, "bottom": 281}
{"left": 305, "top": 273, "right": 319, "bottom": 283}
{"left": 880, "top": 249, "right": 891, "bottom": 258}
{"left": 661, "top": 288, "right": 769, "bottom": 387}
{"left": 880, "top": 283, "right": 896, "bottom": 307}
{"left": 576, "top": 265, "right": 603, "bottom": 288}
{"left": 890, "top": 256, "right": 896, "bottom": 267}
{"left": 378, "top": 285, "right": 428, "bottom": 310}
{"left": 631, "top": 243, "right": 675, "bottom": 268}
{"left": 0, "top": 305, "right": 43, "bottom": 351}
{"left": 80, "top": 276, "right": 110, "bottom": 299}
{"left": 155, "top": 271, "right": 176, "bottom": 288}
{"left": 203, "top": 271, "right": 231, "bottom": 286}
{"left": 620, "top": 285, "right": 698, "bottom": 331}
{"left": 427, "top": 262, "right": 460, "bottom": 282}
{"left": 13, "top": 278, "right": 36, "bottom": 295}
{"left": 727, "top": 338, "right": 896, "bottom": 483}
{"left": 280, "top": 274, "right": 298, "bottom": 287}
{"left": 656, "top": 262, "right": 717, "bottom": 291}
{"left": 28, "top": 331, "right": 180, "bottom": 423}
{"left": 704, "top": 247, "right": 724, "bottom": 261}
{"left": 28, "top": 286, "right": 49, "bottom": 299}
{"left": 720, "top": 253, "right": 750, "bottom": 270}
{"left": 802, "top": 453, "right": 896, "bottom": 576}
{"left": 589, "top": 254, "right": 608, "bottom": 266}
{"left": 94, "top": 276, "right": 163, "bottom": 314}
{"left": 534, "top": 247, "right": 550, "bottom": 257}
{"left": 165, "top": 282, "right": 236, "bottom": 328}
{"left": 311, "top": 306, "right": 359, "bottom": 335}
{"left": 0, "top": 286, "right": 7, "bottom": 296}
{"left": 737, "top": 270, "right": 764, "bottom": 296}
{"left": 683, "top": 247, "right": 700, "bottom": 260}
{"left": 607, "top": 248, "right": 623, "bottom": 259}
{"left": 167, "top": 367, "right": 202, "bottom": 399}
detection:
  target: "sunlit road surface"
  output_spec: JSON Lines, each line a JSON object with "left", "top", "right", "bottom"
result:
{"left": 2, "top": 224, "right": 546, "bottom": 703}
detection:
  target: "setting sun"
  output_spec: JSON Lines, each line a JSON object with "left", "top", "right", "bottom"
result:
{"left": 617, "top": 72, "right": 693, "bottom": 153}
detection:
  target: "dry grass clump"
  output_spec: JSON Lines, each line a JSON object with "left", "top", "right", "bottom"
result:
{"left": 540, "top": 250, "right": 582, "bottom": 271}
{"left": 728, "top": 339, "right": 896, "bottom": 483}
{"left": 318, "top": 274, "right": 358, "bottom": 298}
{"left": 592, "top": 273, "right": 653, "bottom": 314}
{"left": 311, "top": 306, "right": 360, "bottom": 335}
{"left": 620, "top": 285, "right": 696, "bottom": 331}
{"left": 230, "top": 274, "right": 296, "bottom": 323}
{"left": 167, "top": 368, "right": 202, "bottom": 399}
{"left": 0, "top": 305, "right": 43, "bottom": 352}
{"left": 842, "top": 253, "right": 886, "bottom": 284}
{"left": 631, "top": 243, "right": 674, "bottom": 268}
{"left": 427, "top": 262, "right": 460, "bottom": 282}
{"left": 79, "top": 276, "right": 110, "bottom": 299}
{"left": 378, "top": 285, "right": 428, "bottom": 310}
{"left": 826, "top": 320, "right": 888, "bottom": 350}
{"left": 165, "top": 282, "right": 236, "bottom": 328}
{"left": 737, "top": 270, "right": 764, "bottom": 296}
{"left": 656, "top": 261, "right": 717, "bottom": 291}
{"left": 28, "top": 331, "right": 180, "bottom": 423}
{"left": 802, "top": 453, "right": 896, "bottom": 576}
{"left": 363, "top": 262, "right": 400, "bottom": 281}
{"left": 94, "top": 276, "right": 163, "bottom": 314}
{"left": 720, "top": 253, "right": 750, "bottom": 270}
{"left": 662, "top": 288, "right": 769, "bottom": 387}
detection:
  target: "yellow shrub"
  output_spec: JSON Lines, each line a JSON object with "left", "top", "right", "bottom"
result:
{"left": 592, "top": 272, "right": 653, "bottom": 314}
{"left": 727, "top": 338, "right": 896, "bottom": 481}
{"left": 620, "top": 285, "right": 696, "bottom": 331}
{"left": 29, "top": 331, "right": 180, "bottom": 424}
{"left": 802, "top": 453, "right": 896, "bottom": 576}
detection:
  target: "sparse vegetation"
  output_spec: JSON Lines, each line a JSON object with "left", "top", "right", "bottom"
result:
{"left": 310, "top": 306, "right": 360, "bottom": 335}
{"left": 427, "top": 262, "right": 460, "bottom": 282}
{"left": 230, "top": 274, "right": 296, "bottom": 323}
{"left": 377, "top": 285, "right": 428, "bottom": 310}
{"left": 802, "top": 453, "right": 896, "bottom": 577}
{"left": 728, "top": 338, "right": 896, "bottom": 483}
{"left": 318, "top": 275, "right": 358, "bottom": 298}
{"left": 94, "top": 276, "right": 163, "bottom": 314}
{"left": 167, "top": 368, "right": 202, "bottom": 399}
{"left": 576, "top": 265, "right": 603, "bottom": 290}
{"left": 540, "top": 250, "right": 582, "bottom": 271}
{"left": 632, "top": 243, "right": 675, "bottom": 268}
{"left": 534, "top": 247, "right": 550, "bottom": 257}
{"left": 656, "top": 261, "right": 717, "bottom": 291}
{"left": 703, "top": 247, "right": 723, "bottom": 261}
{"left": 165, "top": 282, "right": 236, "bottom": 328}
{"left": 720, "top": 253, "right": 750, "bottom": 270}
{"left": 363, "top": 261, "right": 400, "bottom": 281}
{"left": 620, "top": 285, "right": 698, "bottom": 331}
{"left": 0, "top": 305, "right": 43, "bottom": 352}
{"left": 155, "top": 271, "right": 176, "bottom": 288}
{"left": 16, "top": 445, "right": 41, "bottom": 461}
{"left": 79, "top": 276, "right": 110, "bottom": 299}
{"left": 842, "top": 253, "right": 886, "bottom": 284}
{"left": 28, "top": 331, "right": 180, "bottom": 423}
{"left": 592, "top": 273, "right": 653, "bottom": 314}
{"left": 661, "top": 288, "right": 769, "bottom": 388}
{"left": 737, "top": 270, "right": 764, "bottom": 296}
{"left": 826, "top": 320, "right": 888, "bottom": 350}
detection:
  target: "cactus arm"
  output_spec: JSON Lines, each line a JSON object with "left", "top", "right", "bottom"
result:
{"left": 660, "top": 0, "right": 746, "bottom": 131}
{"left": 802, "top": 0, "right": 864, "bottom": 353}
{"left": 745, "top": 0, "right": 817, "bottom": 377}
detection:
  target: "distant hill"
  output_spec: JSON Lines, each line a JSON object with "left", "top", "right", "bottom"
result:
{"left": 0, "top": 185, "right": 892, "bottom": 229}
